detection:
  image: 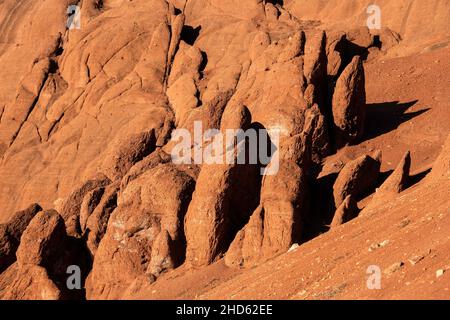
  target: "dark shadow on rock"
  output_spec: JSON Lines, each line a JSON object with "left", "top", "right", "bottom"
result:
{"left": 180, "top": 25, "right": 201, "bottom": 46}
{"left": 199, "top": 50, "right": 208, "bottom": 73}
{"left": 357, "top": 169, "right": 394, "bottom": 202}
{"left": 373, "top": 35, "right": 382, "bottom": 49}
{"left": 218, "top": 122, "right": 270, "bottom": 256}
{"left": 305, "top": 166, "right": 392, "bottom": 241}
{"left": 45, "top": 235, "right": 91, "bottom": 300}
{"left": 407, "top": 168, "right": 432, "bottom": 188}
{"left": 335, "top": 39, "right": 369, "bottom": 74}
{"left": 362, "top": 100, "right": 429, "bottom": 142}
{"left": 303, "top": 172, "right": 339, "bottom": 242}
{"left": 173, "top": 179, "right": 196, "bottom": 267}
{"left": 266, "top": 0, "right": 284, "bottom": 5}
{"left": 248, "top": 122, "right": 278, "bottom": 170}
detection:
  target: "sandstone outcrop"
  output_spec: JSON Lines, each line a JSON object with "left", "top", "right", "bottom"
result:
{"left": 330, "top": 195, "right": 359, "bottom": 228}
{"left": 84, "top": 182, "right": 120, "bottom": 256}
{"left": 147, "top": 230, "right": 176, "bottom": 277}
{"left": 1, "top": 0, "right": 429, "bottom": 300}
{"left": 428, "top": 134, "right": 450, "bottom": 182}
{"left": 0, "top": 204, "right": 42, "bottom": 272}
{"left": 326, "top": 31, "right": 346, "bottom": 78}
{"left": 86, "top": 163, "right": 195, "bottom": 299}
{"left": 360, "top": 151, "right": 411, "bottom": 214}
{"left": 224, "top": 133, "right": 311, "bottom": 268}
{"left": 16, "top": 210, "right": 66, "bottom": 266}
{"left": 224, "top": 206, "right": 265, "bottom": 268}
{"left": 7, "top": 210, "right": 89, "bottom": 299}
{"left": 332, "top": 56, "right": 366, "bottom": 145}
{"left": 1, "top": 265, "right": 61, "bottom": 300}
{"left": 333, "top": 152, "right": 381, "bottom": 208}
{"left": 60, "top": 174, "right": 112, "bottom": 237}
{"left": 184, "top": 104, "right": 261, "bottom": 267}
{"left": 375, "top": 151, "right": 411, "bottom": 197}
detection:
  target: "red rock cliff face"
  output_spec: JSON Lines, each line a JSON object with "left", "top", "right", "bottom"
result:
{"left": 0, "top": 0, "right": 449, "bottom": 300}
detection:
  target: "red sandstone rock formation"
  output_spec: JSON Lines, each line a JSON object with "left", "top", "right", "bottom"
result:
{"left": 0, "top": 0, "right": 448, "bottom": 301}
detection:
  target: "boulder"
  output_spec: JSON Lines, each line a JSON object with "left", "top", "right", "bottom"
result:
{"left": 277, "top": 31, "right": 305, "bottom": 63}
{"left": 0, "top": 204, "right": 42, "bottom": 272}
{"left": 167, "top": 14, "right": 185, "bottom": 74}
{"left": 264, "top": 2, "right": 279, "bottom": 22}
{"left": 304, "top": 103, "right": 331, "bottom": 162}
{"left": 333, "top": 152, "right": 381, "bottom": 208}
{"left": 220, "top": 103, "right": 252, "bottom": 132}
{"left": 304, "top": 31, "right": 327, "bottom": 86}
{"left": 303, "top": 31, "right": 327, "bottom": 109}
{"left": 16, "top": 210, "right": 67, "bottom": 267}
{"left": 260, "top": 158, "right": 309, "bottom": 259}
{"left": 332, "top": 55, "right": 366, "bottom": 145}
{"left": 360, "top": 151, "right": 411, "bottom": 214}
{"left": 11, "top": 210, "right": 88, "bottom": 300}
{"left": 2, "top": 265, "right": 61, "bottom": 300}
